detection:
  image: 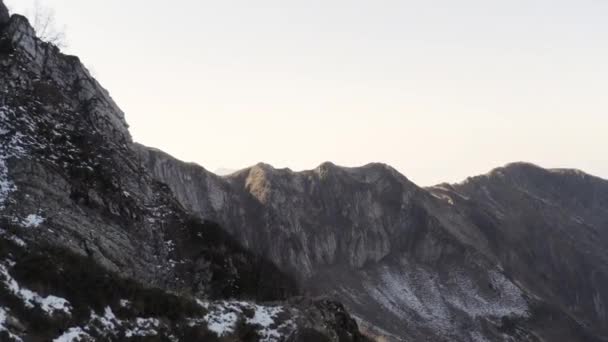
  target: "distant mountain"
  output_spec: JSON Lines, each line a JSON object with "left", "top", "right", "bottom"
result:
{"left": 138, "top": 146, "right": 608, "bottom": 341}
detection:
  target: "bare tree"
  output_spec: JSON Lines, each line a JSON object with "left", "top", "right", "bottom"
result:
{"left": 28, "top": 0, "right": 67, "bottom": 48}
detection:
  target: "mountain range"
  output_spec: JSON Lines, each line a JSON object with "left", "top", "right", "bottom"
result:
{"left": 1, "top": 2, "right": 607, "bottom": 341}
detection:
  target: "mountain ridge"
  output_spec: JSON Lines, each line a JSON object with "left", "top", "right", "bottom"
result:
{"left": 1, "top": 2, "right": 607, "bottom": 340}
{"left": 138, "top": 143, "right": 608, "bottom": 341}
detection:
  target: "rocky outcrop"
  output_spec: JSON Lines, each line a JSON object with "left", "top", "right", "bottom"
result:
{"left": 0, "top": 5, "right": 368, "bottom": 341}
{"left": 1, "top": 13, "right": 129, "bottom": 143}
{"left": 139, "top": 147, "right": 608, "bottom": 341}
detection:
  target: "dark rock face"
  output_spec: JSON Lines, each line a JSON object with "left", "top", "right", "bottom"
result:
{"left": 0, "top": 9, "right": 368, "bottom": 341}
{"left": 139, "top": 148, "right": 608, "bottom": 341}
{"left": 0, "top": 1, "right": 8, "bottom": 26}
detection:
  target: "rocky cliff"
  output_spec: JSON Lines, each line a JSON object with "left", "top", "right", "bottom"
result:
{"left": 0, "top": 4, "right": 370, "bottom": 341}
{"left": 139, "top": 147, "right": 608, "bottom": 341}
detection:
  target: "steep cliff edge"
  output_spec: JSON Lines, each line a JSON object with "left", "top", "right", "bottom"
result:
{"left": 139, "top": 145, "right": 608, "bottom": 341}
{"left": 0, "top": 5, "right": 370, "bottom": 341}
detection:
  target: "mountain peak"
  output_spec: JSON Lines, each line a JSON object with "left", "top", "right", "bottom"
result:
{"left": 252, "top": 162, "right": 276, "bottom": 171}
{"left": 485, "top": 161, "right": 601, "bottom": 183}
{"left": 480, "top": 161, "right": 542, "bottom": 178}
{"left": 316, "top": 161, "right": 338, "bottom": 170}
{"left": 501, "top": 161, "right": 543, "bottom": 170}
{"left": 0, "top": 11, "right": 130, "bottom": 143}
{"left": 313, "top": 161, "right": 407, "bottom": 182}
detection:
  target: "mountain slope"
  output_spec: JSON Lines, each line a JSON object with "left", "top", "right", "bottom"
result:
{"left": 3, "top": 1, "right": 606, "bottom": 340}
{"left": 430, "top": 162, "right": 608, "bottom": 338}
{"left": 139, "top": 147, "right": 608, "bottom": 341}
{"left": 0, "top": 5, "right": 369, "bottom": 341}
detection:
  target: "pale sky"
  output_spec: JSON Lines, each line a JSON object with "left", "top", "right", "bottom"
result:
{"left": 6, "top": 0, "right": 608, "bottom": 185}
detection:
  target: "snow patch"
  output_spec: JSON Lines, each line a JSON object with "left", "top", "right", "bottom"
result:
{"left": 53, "top": 327, "right": 91, "bottom": 342}
{"left": 247, "top": 305, "right": 294, "bottom": 342}
{"left": 90, "top": 306, "right": 118, "bottom": 331}
{"left": 0, "top": 262, "right": 71, "bottom": 316}
{"left": 192, "top": 300, "right": 296, "bottom": 341}
{"left": 21, "top": 214, "right": 44, "bottom": 228}
{"left": 125, "top": 317, "right": 160, "bottom": 338}
{"left": 248, "top": 305, "right": 281, "bottom": 327}
{"left": 205, "top": 310, "right": 238, "bottom": 337}
{"left": 86, "top": 308, "right": 162, "bottom": 339}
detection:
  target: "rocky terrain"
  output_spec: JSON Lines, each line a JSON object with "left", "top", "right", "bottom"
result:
{"left": 1, "top": 1, "right": 607, "bottom": 341}
{"left": 138, "top": 150, "right": 608, "bottom": 341}
{"left": 0, "top": 3, "right": 370, "bottom": 341}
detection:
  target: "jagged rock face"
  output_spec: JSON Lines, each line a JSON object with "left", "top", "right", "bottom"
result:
{"left": 135, "top": 149, "right": 420, "bottom": 278}
{"left": 0, "top": 7, "right": 370, "bottom": 341}
{"left": 139, "top": 148, "right": 608, "bottom": 341}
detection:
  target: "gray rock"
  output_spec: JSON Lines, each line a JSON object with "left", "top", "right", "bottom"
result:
{"left": 139, "top": 147, "right": 608, "bottom": 341}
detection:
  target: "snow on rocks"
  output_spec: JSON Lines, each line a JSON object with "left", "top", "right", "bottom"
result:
{"left": 0, "top": 261, "right": 298, "bottom": 341}
{"left": 0, "top": 307, "right": 23, "bottom": 342}
{"left": 89, "top": 306, "right": 118, "bottom": 332}
{"left": 248, "top": 305, "right": 295, "bottom": 341}
{"left": 21, "top": 214, "right": 45, "bottom": 228}
{"left": 53, "top": 302, "right": 292, "bottom": 341}
{"left": 0, "top": 261, "right": 72, "bottom": 316}
{"left": 124, "top": 317, "right": 161, "bottom": 338}
{"left": 48, "top": 308, "right": 153, "bottom": 340}
{"left": 52, "top": 308, "right": 164, "bottom": 340}
{"left": 0, "top": 228, "right": 26, "bottom": 247}
{"left": 192, "top": 300, "right": 297, "bottom": 341}
{"left": 364, "top": 263, "right": 529, "bottom": 338}
{"left": 52, "top": 327, "right": 91, "bottom": 342}
{"left": 204, "top": 309, "right": 238, "bottom": 337}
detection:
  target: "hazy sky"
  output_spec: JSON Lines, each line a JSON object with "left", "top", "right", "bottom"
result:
{"left": 6, "top": 0, "right": 608, "bottom": 185}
